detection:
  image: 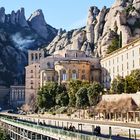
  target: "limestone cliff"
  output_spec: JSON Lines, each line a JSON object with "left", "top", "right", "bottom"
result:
{"left": 45, "top": 0, "right": 140, "bottom": 57}
{"left": 0, "top": 7, "right": 57, "bottom": 86}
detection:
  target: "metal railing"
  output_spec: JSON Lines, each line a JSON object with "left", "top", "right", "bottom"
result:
{"left": 0, "top": 117, "right": 110, "bottom": 140}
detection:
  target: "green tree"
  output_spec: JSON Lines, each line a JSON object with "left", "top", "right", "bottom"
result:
{"left": 130, "top": 69, "right": 140, "bottom": 91}
{"left": 55, "top": 84, "right": 69, "bottom": 106}
{"left": 37, "top": 82, "right": 58, "bottom": 109}
{"left": 67, "top": 80, "right": 90, "bottom": 107}
{"left": 87, "top": 82, "right": 103, "bottom": 106}
{"left": 55, "top": 92, "right": 69, "bottom": 107}
{"left": 76, "top": 87, "right": 89, "bottom": 108}
{"left": 119, "top": 31, "right": 122, "bottom": 48}
{"left": 111, "top": 76, "right": 125, "bottom": 94}
{"left": 107, "top": 33, "right": 120, "bottom": 54}
{"left": 124, "top": 69, "right": 140, "bottom": 93}
{"left": 124, "top": 75, "right": 136, "bottom": 93}
{"left": 0, "top": 128, "right": 10, "bottom": 140}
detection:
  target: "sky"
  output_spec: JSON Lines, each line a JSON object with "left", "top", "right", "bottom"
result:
{"left": 0, "top": 0, "right": 115, "bottom": 31}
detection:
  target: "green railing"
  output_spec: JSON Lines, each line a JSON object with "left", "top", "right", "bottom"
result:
{"left": 0, "top": 117, "right": 110, "bottom": 140}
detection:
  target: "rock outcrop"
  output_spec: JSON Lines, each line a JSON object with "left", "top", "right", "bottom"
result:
{"left": 0, "top": 7, "right": 5, "bottom": 23}
{"left": 0, "top": 7, "right": 28, "bottom": 27}
{"left": 28, "top": 9, "right": 50, "bottom": 40}
{"left": 18, "top": 8, "right": 29, "bottom": 27}
{"left": 86, "top": 6, "right": 99, "bottom": 44}
{"left": 45, "top": 0, "right": 140, "bottom": 57}
{"left": 0, "top": 7, "right": 57, "bottom": 86}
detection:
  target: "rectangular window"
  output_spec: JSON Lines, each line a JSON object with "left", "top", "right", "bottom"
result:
{"left": 117, "top": 57, "right": 119, "bottom": 63}
{"left": 127, "top": 62, "right": 129, "bottom": 69}
{"left": 126, "top": 53, "right": 128, "bottom": 59}
{"left": 113, "top": 67, "right": 115, "bottom": 73}
{"left": 117, "top": 66, "right": 119, "bottom": 72}
{"left": 133, "top": 60, "right": 135, "bottom": 68}
{"left": 109, "top": 68, "right": 111, "bottom": 74}
{"left": 132, "top": 50, "right": 134, "bottom": 57}
{"left": 121, "top": 55, "right": 123, "bottom": 61}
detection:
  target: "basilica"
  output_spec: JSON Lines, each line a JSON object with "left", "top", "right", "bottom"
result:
{"left": 25, "top": 48, "right": 101, "bottom": 104}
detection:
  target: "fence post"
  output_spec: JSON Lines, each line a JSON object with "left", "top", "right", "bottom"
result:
{"left": 129, "top": 129, "right": 131, "bottom": 139}
{"left": 134, "top": 130, "right": 136, "bottom": 140}
{"left": 109, "top": 126, "right": 112, "bottom": 139}
{"left": 92, "top": 125, "right": 95, "bottom": 135}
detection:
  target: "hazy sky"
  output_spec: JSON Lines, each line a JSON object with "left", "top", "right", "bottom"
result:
{"left": 0, "top": 0, "right": 114, "bottom": 30}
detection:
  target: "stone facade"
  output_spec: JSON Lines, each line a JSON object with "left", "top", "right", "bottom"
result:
{"left": 25, "top": 50, "right": 44, "bottom": 104}
{"left": 28, "top": 50, "right": 44, "bottom": 65}
{"left": 101, "top": 38, "right": 140, "bottom": 89}
{"left": 10, "top": 86, "right": 25, "bottom": 107}
{"left": 40, "top": 50, "right": 101, "bottom": 86}
{"left": 55, "top": 60, "right": 91, "bottom": 84}
{"left": 25, "top": 49, "right": 101, "bottom": 104}
{"left": 25, "top": 63, "right": 40, "bottom": 104}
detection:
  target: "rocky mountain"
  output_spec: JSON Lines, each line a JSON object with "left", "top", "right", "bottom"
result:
{"left": 0, "top": 7, "right": 57, "bottom": 86}
{"left": 45, "top": 0, "right": 140, "bottom": 57}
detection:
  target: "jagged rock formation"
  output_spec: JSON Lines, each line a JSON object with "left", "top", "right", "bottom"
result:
{"left": 0, "top": 7, "right": 57, "bottom": 86}
{"left": 44, "top": 0, "right": 140, "bottom": 57}
{"left": 28, "top": 9, "right": 50, "bottom": 40}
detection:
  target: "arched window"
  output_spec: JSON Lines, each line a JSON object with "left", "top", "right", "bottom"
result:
{"left": 82, "top": 75, "right": 86, "bottom": 80}
{"left": 72, "top": 70, "right": 77, "bottom": 80}
{"left": 39, "top": 53, "right": 42, "bottom": 58}
{"left": 62, "top": 70, "right": 67, "bottom": 81}
{"left": 35, "top": 53, "right": 38, "bottom": 60}
{"left": 82, "top": 70, "right": 85, "bottom": 73}
{"left": 47, "top": 76, "right": 51, "bottom": 81}
{"left": 47, "top": 62, "right": 51, "bottom": 68}
{"left": 31, "top": 53, "right": 34, "bottom": 60}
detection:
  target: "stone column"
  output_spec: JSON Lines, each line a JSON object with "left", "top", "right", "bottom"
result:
{"left": 127, "top": 112, "right": 129, "bottom": 122}
{"left": 121, "top": 113, "right": 123, "bottom": 122}
{"left": 115, "top": 113, "right": 117, "bottom": 121}
{"left": 40, "top": 135, "right": 43, "bottom": 140}
{"left": 133, "top": 112, "right": 136, "bottom": 122}
{"left": 109, "top": 113, "right": 111, "bottom": 120}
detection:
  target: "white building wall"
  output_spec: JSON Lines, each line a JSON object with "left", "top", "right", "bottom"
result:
{"left": 101, "top": 39, "right": 140, "bottom": 89}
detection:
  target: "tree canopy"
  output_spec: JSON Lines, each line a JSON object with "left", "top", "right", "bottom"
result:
{"left": 111, "top": 69, "right": 140, "bottom": 94}
{"left": 37, "top": 80, "right": 103, "bottom": 111}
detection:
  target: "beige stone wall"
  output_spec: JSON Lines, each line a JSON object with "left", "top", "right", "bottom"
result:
{"left": 90, "top": 69, "right": 101, "bottom": 83}
{"left": 28, "top": 50, "right": 44, "bottom": 65}
{"left": 25, "top": 63, "right": 40, "bottom": 104}
{"left": 53, "top": 50, "right": 87, "bottom": 58}
{"left": 25, "top": 50, "right": 101, "bottom": 103}
{"left": 55, "top": 60, "right": 91, "bottom": 83}
{"left": 102, "top": 92, "right": 140, "bottom": 107}
{"left": 40, "top": 70, "right": 58, "bottom": 87}
{"left": 101, "top": 39, "right": 140, "bottom": 89}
